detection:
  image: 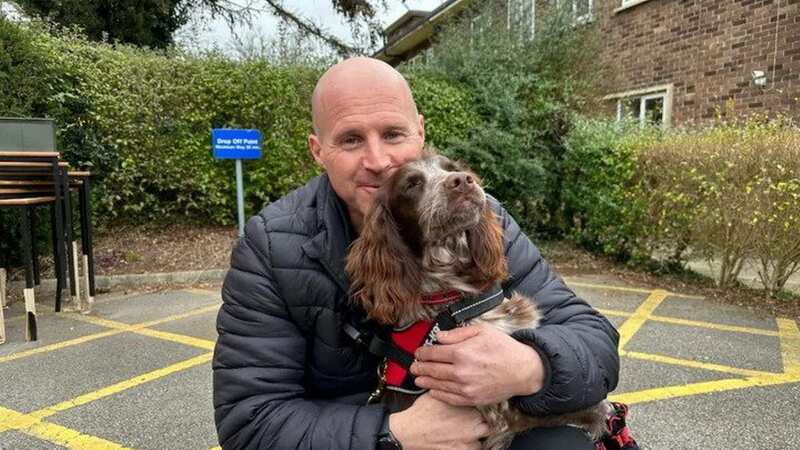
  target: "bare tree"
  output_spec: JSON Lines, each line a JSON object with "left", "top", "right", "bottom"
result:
{"left": 202, "top": 0, "right": 391, "bottom": 57}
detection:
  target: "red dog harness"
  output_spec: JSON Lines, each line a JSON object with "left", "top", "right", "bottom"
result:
{"left": 379, "top": 284, "right": 506, "bottom": 394}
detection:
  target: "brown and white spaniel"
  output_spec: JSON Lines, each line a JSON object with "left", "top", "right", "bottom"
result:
{"left": 346, "top": 150, "right": 608, "bottom": 450}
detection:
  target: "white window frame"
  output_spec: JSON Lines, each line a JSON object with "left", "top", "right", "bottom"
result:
{"left": 606, "top": 84, "right": 674, "bottom": 128}
{"left": 557, "top": 0, "right": 593, "bottom": 24}
{"left": 507, "top": 0, "right": 536, "bottom": 39}
{"left": 573, "top": 0, "right": 593, "bottom": 24}
{"left": 615, "top": 0, "right": 657, "bottom": 14}
{"left": 470, "top": 13, "right": 492, "bottom": 46}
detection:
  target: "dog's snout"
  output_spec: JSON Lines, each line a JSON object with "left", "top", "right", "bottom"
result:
{"left": 445, "top": 173, "right": 474, "bottom": 193}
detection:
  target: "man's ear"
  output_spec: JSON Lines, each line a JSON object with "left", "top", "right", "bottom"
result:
{"left": 417, "top": 114, "right": 425, "bottom": 144}
{"left": 308, "top": 134, "right": 324, "bottom": 166}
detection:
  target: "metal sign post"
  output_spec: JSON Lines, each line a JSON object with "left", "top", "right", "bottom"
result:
{"left": 211, "top": 129, "right": 262, "bottom": 237}
{"left": 235, "top": 159, "right": 245, "bottom": 236}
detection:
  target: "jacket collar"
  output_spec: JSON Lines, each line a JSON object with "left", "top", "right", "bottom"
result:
{"left": 301, "top": 174, "right": 355, "bottom": 294}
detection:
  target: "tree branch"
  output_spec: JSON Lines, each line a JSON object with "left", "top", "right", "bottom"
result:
{"left": 261, "top": 0, "right": 357, "bottom": 57}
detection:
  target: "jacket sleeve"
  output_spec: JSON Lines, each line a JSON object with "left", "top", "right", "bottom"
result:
{"left": 491, "top": 201, "right": 620, "bottom": 416}
{"left": 212, "top": 215, "right": 387, "bottom": 450}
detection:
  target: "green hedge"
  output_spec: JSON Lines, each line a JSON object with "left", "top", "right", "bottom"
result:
{"left": 0, "top": 20, "right": 481, "bottom": 267}
{"left": 563, "top": 117, "right": 800, "bottom": 294}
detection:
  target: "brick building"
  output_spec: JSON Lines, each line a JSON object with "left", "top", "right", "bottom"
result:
{"left": 374, "top": 0, "right": 800, "bottom": 126}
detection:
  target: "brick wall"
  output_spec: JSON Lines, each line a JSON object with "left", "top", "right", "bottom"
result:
{"left": 595, "top": 0, "right": 800, "bottom": 124}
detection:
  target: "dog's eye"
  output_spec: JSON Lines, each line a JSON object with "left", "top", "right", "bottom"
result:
{"left": 405, "top": 175, "right": 423, "bottom": 189}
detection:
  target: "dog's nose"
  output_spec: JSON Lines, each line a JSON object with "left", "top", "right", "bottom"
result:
{"left": 445, "top": 173, "right": 474, "bottom": 193}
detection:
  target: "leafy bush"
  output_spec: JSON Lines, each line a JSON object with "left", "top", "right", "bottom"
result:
{"left": 404, "top": 1, "right": 607, "bottom": 233}
{"left": 564, "top": 116, "right": 800, "bottom": 294}
{"left": 561, "top": 119, "right": 656, "bottom": 260}
{"left": 636, "top": 118, "right": 800, "bottom": 291}
{"left": 0, "top": 19, "right": 481, "bottom": 267}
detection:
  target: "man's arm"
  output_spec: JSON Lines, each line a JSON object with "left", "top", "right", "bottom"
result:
{"left": 495, "top": 202, "right": 620, "bottom": 415}
{"left": 212, "top": 216, "right": 386, "bottom": 450}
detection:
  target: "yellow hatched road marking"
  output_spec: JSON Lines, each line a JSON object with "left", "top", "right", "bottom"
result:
{"left": 183, "top": 288, "right": 222, "bottom": 298}
{"left": 621, "top": 350, "right": 776, "bottom": 377}
{"left": 0, "top": 304, "right": 218, "bottom": 365}
{"left": 0, "top": 329, "right": 123, "bottom": 364}
{"left": 648, "top": 315, "right": 779, "bottom": 337}
{"left": 616, "top": 290, "right": 669, "bottom": 350}
{"left": 0, "top": 406, "right": 129, "bottom": 449}
{"left": 64, "top": 308, "right": 217, "bottom": 351}
{"left": 610, "top": 372, "right": 800, "bottom": 405}
{"left": 134, "top": 328, "right": 215, "bottom": 351}
{"left": 596, "top": 308, "right": 632, "bottom": 318}
{"left": 777, "top": 318, "right": 800, "bottom": 375}
{"left": 564, "top": 279, "right": 704, "bottom": 299}
{"left": 0, "top": 353, "right": 211, "bottom": 447}
{"left": 29, "top": 353, "right": 212, "bottom": 420}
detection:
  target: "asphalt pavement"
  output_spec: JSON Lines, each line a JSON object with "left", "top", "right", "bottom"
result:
{"left": 0, "top": 275, "right": 798, "bottom": 449}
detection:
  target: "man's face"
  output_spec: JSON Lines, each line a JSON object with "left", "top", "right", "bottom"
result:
{"left": 309, "top": 71, "right": 425, "bottom": 229}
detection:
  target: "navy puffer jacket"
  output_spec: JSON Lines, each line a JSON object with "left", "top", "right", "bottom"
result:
{"left": 212, "top": 174, "right": 620, "bottom": 449}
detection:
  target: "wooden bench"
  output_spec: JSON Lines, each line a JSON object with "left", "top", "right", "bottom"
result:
{"left": 0, "top": 152, "right": 96, "bottom": 341}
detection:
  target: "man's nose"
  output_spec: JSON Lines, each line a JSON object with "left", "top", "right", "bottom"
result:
{"left": 445, "top": 172, "right": 474, "bottom": 193}
{"left": 362, "top": 137, "right": 391, "bottom": 173}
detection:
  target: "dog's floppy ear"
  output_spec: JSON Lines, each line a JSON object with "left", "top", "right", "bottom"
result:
{"left": 467, "top": 204, "right": 508, "bottom": 283}
{"left": 347, "top": 199, "right": 423, "bottom": 325}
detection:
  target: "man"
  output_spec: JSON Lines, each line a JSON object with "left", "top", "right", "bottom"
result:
{"left": 213, "top": 57, "right": 619, "bottom": 450}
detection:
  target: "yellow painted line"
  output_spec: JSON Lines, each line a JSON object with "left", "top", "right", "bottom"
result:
{"left": 617, "top": 289, "right": 669, "bottom": 350}
{"left": 0, "top": 305, "right": 218, "bottom": 365}
{"left": 610, "top": 372, "right": 800, "bottom": 405}
{"left": 564, "top": 279, "right": 704, "bottom": 299}
{"left": 0, "top": 329, "right": 124, "bottom": 364}
{"left": 622, "top": 350, "right": 776, "bottom": 377}
{"left": 0, "top": 405, "right": 38, "bottom": 433}
{"left": 65, "top": 304, "right": 220, "bottom": 330}
{"left": 778, "top": 318, "right": 800, "bottom": 375}
{"left": 210, "top": 447, "right": 222, "bottom": 450}
{"left": 134, "top": 328, "right": 215, "bottom": 350}
{"left": 65, "top": 307, "right": 217, "bottom": 351}
{"left": 596, "top": 308, "right": 633, "bottom": 318}
{"left": 649, "top": 315, "right": 779, "bottom": 337}
{"left": 29, "top": 353, "right": 212, "bottom": 420}
{"left": 0, "top": 406, "right": 129, "bottom": 448}
{"left": 183, "top": 288, "right": 222, "bottom": 298}
{"left": 598, "top": 309, "right": 778, "bottom": 337}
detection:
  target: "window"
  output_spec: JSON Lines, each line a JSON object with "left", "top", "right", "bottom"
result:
{"left": 615, "top": 90, "right": 670, "bottom": 126}
{"left": 408, "top": 47, "right": 433, "bottom": 67}
{"left": 557, "top": 0, "right": 593, "bottom": 24}
{"left": 470, "top": 13, "right": 492, "bottom": 45}
{"left": 508, "top": 0, "right": 535, "bottom": 41}
{"left": 573, "top": 0, "right": 593, "bottom": 22}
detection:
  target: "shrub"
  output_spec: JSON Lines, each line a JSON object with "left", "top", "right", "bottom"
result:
{"left": 638, "top": 118, "right": 800, "bottom": 291}
{"left": 0, "top": 19, "right": 481, "bottom": 267}
{"left": 565, "top": 116, "right": 800, "bottom": 294}
{"left": 405, "top": 1, "right": 607, "bottom": 233}
{"left": 561, "top": 119, "right": 657, "bottom": 260}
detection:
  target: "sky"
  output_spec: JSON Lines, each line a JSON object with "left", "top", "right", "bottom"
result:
{"left": 177, "top": 0, "right": 447, "bottom": 55}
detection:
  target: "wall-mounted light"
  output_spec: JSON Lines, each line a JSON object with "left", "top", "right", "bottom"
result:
{"left": 752, "top": 70, "right": 767, "bottom": 87}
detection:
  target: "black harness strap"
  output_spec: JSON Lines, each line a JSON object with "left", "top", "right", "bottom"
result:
{"left": 346, "top": 283, "right": 507, "bottom": 370}
{"left": 434, "top": 283, "right": 505, "bottom": 332}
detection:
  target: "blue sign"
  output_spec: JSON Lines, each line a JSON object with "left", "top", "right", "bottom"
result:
{"left": 212, "top": 128, "right": 262, "bottom": 159}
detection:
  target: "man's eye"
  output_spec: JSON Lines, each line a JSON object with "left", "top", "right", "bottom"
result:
{"left": 385, "top": 130, "right": 405, "bottom": 141}
{"left": 341, "top": 135, "right": 362, "bottom": 147}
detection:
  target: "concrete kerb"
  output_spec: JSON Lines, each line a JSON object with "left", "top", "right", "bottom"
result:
{"left": 5, "top": 269, "right": 227, "bottom": 304}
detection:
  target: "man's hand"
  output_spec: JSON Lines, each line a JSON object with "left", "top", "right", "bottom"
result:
{"left": 411, "top": 324, "right": 545, "bottom": 406}
{"left": 389, "top": 393, "right": 490, "bottom": 450}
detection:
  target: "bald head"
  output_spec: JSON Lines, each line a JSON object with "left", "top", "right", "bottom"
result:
{"left": 311, "top": 57, "right": 419, "bottom": 137}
